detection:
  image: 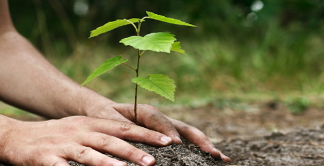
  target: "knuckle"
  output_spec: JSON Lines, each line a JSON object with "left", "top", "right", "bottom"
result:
{"left": 98, "top": 135, "right": 113, "bottom": 148}
{"left": 143, "top": 130, "right": 155, "bottom": 139}
{"left": 148, "top": 112, "right": 170, "bottom": 126}
{"left": 77, "top": 147, "right": 92, "bottom": 160}
{"left": 119, "top": 122, "right": 134, "bottom": 133}
{"left": 125, "top": 147, "right": 138, "bottom": 157}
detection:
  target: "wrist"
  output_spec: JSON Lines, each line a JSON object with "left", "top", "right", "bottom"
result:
{"left": 67, "top": 87, "right": 116, "bottom": 117}
{"left": 0, "top": 115, "right": 20, "bottom": 162}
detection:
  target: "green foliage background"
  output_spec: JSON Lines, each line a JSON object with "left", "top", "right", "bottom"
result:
{"left": 6, "top": 0, "right": 324, "bottom": 106}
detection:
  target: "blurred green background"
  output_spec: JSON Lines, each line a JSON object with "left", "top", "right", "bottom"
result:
{"left": 2, "top": 0, "right": 324, "bottom": 116}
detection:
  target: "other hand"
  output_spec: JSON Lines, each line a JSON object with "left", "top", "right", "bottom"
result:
{"left": 1, "top": 116, "right": 175, "bottom": 166}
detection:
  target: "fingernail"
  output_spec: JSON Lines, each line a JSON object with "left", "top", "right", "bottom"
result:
{"left": 213, "top": 148, "right": 230, "bottom": 162}
{"left": 160, "top": 136, "right": 172, "bottom": 144}
{"left": 175, "top": 136, "right": 183, "bottom": 144}
{"left": 142, "top": 156, "right": 155, "bottom": 165}
{"left": 213, "top": 148, "right": 222, "bottom": 158}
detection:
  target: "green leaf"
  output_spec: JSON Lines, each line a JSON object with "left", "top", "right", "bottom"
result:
{"left": 132, "top": 74, "right": 176, "bottom": 101}
{"left": 146, "top": 11, "right": 196, "bottom": 27}
{"left": 120, "top": 32, "right": 176, "bottom": 53}
{"left": 81, "top": 56, "right": 128, "bottom": 86}
{"left": 171, "top": 42, "right": 185, "bottom": 54}
{"left": 90, "top": 18, "right": 140, "bottom": 38}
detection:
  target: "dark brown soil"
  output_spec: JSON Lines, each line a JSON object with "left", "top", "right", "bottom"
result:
{"left": 216, "top": 126, "right": 324, "bottom": 165}
{"left": 69, "top": 139, "right": 226, "bottom": 166}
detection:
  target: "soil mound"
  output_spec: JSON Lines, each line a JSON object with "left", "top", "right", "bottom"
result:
{"left": 69, "top": 139, "right": 226, "bottom": 166}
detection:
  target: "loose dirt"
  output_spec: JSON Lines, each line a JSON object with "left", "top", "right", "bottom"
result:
{"left": 216, "top": 127, "right": 324, "bottom": 165}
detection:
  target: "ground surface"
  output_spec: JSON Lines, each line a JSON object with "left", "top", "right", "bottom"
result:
{"left": 1, "top": 100, "right": 324, "bottom": 165}
{"left": 216, "top": 127, "right": 324, "bottom": 165}
{"left": 161, "top": 101, "right": 324, "bottom": 143}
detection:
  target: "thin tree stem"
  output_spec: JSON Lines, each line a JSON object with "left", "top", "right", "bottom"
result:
{"left": 133, "top": 50, "right": 140, "bottom": 124}
{"left": 133, "top": 19, "right": 143, "bottom": 125}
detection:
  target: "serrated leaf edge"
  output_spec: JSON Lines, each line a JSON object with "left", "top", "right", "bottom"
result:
{"left": 132, "top": 74, "right": 175, "bottom": 101}
{"left": 171, "top": 42, "right": 185, "bottom": 54}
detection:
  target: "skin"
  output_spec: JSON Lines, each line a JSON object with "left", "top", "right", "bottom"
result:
{"left": 0, "top": 0, "right": 231, "bottom": 165}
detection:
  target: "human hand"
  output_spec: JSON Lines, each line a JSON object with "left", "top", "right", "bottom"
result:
{"left": 0, "top": 116, "right": 175, "bottom": 166}
{"left": 86, "top": 103, "right": 231, "bottom": 162}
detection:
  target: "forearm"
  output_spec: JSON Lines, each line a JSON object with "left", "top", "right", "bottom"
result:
{"left": 0, "top": 30, "right": 115, "bottom": 118}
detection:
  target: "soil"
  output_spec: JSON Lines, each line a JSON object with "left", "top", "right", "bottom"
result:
{"left": 69, "top": 139, "right": 226, "bottom": 166}
{"left": 215, "top": 127, "right": 324, "bottom": 165}
{"left": 1, "top": 100, "right": 324, "bottom": 165}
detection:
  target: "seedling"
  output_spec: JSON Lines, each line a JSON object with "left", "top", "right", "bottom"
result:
{"left": 81, "top": 11, "right": 195, "bottom": 124}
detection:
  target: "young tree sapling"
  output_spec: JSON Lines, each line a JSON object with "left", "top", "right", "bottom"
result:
{"left": 81, "top": 11, "right": 195, "bottom": 124}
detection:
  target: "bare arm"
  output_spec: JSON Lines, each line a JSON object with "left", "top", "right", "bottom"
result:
{"left": 0, "top": 0, "right": 13, "bottom": 33}
{"left": 0, "top": 1, "right": 115, "bottom": 119}
{"left": 0, "top": 29, "right": 117, "bottom": 118}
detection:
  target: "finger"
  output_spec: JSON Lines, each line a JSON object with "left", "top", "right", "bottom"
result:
{"left": 82, "top": 133, "right": 156, "bottom": 166}
{"left": 112, "top": 104, "right": 183, "bottom": 144}
{"left": 66, "top": 144, "right": 127, "bottom": 166}
{"left": 169, "top": 118, "right": 231, "bottom": 163}
{"left": 86, "top": 118, "right": 173, "bottom": 146}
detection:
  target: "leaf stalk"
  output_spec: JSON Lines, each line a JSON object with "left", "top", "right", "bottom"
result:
{"left": 122, "top": 63, "right": 136, "bottom": 71}
{"left": 126, "top": 19, "right": 138, "bottom": 33}
{"left": 140, "top": 50, "right": 146, "bottom": 56}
